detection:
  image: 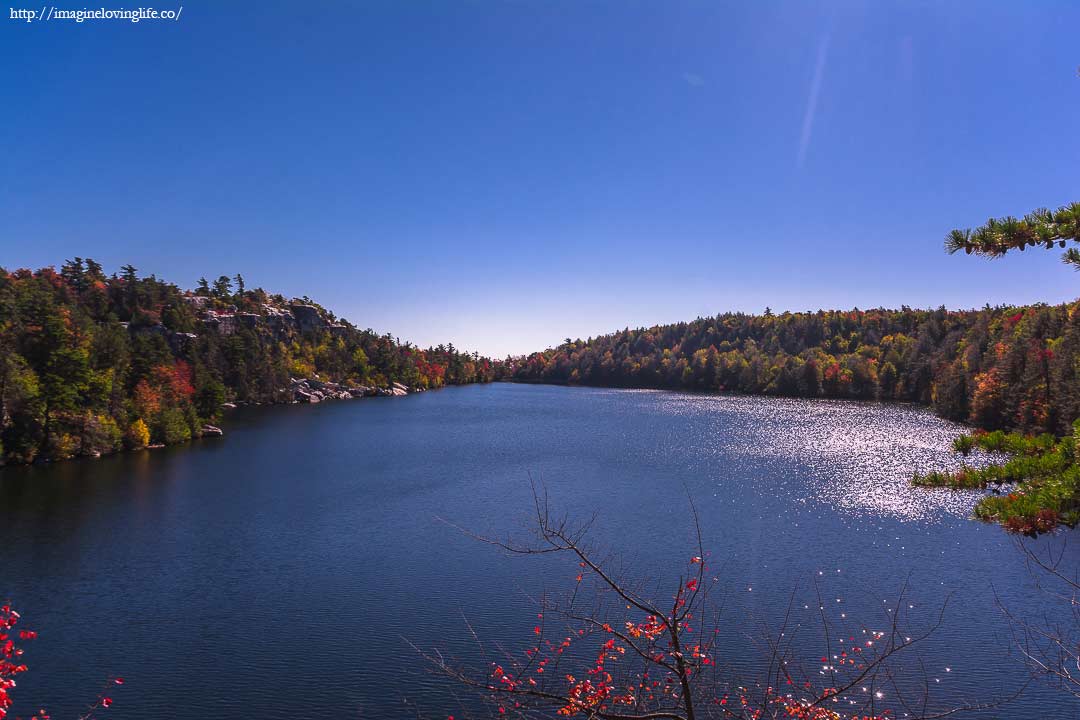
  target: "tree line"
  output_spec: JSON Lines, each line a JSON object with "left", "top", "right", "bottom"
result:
{"left": 507, "top": 303, "right": 1078, "bottom": 435}
{"left": 0, "top": 260, "right": 497, "bottom": 465}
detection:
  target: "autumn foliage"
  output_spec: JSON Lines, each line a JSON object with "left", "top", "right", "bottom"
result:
{"left": 0, "top": 604, "right": 123, "bottom": 720}
{"left": 506, "top": 303, "right": 1080, "bottom": 438}
{"left": 423, "top": 489, "right": 961, "bottom": 720}
{"left": 0, "top": 261, "right": 497, "bottom": 466}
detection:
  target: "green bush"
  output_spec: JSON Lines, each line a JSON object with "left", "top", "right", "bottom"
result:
{"left": 952, "top": 435, "right": 975, "bottom": 455}
{"left": 154, "top": 408, "right": 192, "bottom": 445}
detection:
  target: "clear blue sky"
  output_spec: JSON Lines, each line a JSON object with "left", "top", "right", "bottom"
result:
{"left": 2, "top": 2, "right": 1078, "bottom": 357}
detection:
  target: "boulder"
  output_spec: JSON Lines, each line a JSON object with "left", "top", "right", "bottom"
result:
{"left": 295, "top": 388, "right": 322, "bottom": 403}
{"left": 201, "top": 425, "right": 224, "bottom": 437}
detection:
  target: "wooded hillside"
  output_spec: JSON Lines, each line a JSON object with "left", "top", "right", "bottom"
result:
{"left": 507, "top": 303, "right": 1079, "bottom": 435}
{"left": 0, "top": 261, "right": 496, "bottom": 465}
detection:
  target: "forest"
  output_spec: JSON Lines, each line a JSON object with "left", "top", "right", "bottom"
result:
{"left": 0, "top": 260, "right": 497, "bottom": 465}
{"left": 507, "top": 301, "right": 1079, "bottom": 437}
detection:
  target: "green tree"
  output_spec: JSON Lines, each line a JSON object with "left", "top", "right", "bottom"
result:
{"left": 212, "top": 275, "right": 233, "bottom": 299}
{"left": 946, "top": 202, "right": 1080, "bottom": 269}
{"left": 195, "top": 377, "right": 226, "bottom": 420}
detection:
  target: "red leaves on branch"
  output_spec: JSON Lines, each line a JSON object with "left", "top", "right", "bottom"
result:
{"left": 0, "top": 604, "right": 124, "bottom": 720}
{"left": 1, "top": 604, "right": 30, "bottom": 720}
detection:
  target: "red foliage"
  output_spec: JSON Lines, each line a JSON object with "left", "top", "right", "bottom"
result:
{"left": 152, "top": 361, "right": 195, "bottom": 404}
{"left": 1003, "top": 508, "right": 1061, "bottom": 535}
{"left": 0, "top": 604, "right": 30, "bottom": 720}
{"left": 133, "top": 379, "right": 162, "bottom": 417}
{"left": 0, "top": 605, "right": 123, "bottom": 720}
{"left": 473, "top": 554, "right": 897, "bottom": 720}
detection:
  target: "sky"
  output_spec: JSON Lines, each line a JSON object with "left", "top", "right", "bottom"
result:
{"left": 2, "top": 1, "right": 1078, "bottom": 357}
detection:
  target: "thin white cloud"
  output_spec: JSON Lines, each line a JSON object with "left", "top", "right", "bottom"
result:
{"left": 797, "top": 34, "right": 830, "bottom": 168}
{"left": 898, "top": 35, "right": 914, "bottom": 85}
{"left": 682, "top": 72, "right": 705, "bottom": 87}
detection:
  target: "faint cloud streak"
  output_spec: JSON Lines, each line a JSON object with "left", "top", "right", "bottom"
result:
{"left": 797, "top": 34, "right": 830, "bottom": 168}
{"left": 682, "top": 72, "right": 705, "bottom": 87}
{"left": 898, "top": 35, "right": 914, "bottom": 85}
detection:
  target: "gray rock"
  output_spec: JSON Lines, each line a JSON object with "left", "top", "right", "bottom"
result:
{"left": 183, "top": 295, "right": 211, "bottom": 308}
{"left": 289, "top": 303, "right": 326, "bottom": 334}
{"left": 295, "top": 388, "right": 322, "bottom": 403}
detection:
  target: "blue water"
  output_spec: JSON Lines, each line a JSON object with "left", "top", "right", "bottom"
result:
{"left": 0, "top": 384, "right": 1075, "bottom": 718}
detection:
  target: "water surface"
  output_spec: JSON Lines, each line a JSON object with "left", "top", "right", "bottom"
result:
{"left": 0, "top": 384, "right": 1074, "bottom": 718}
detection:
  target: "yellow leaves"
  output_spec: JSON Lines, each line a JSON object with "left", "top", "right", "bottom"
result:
{"left": 125, "top": 419, "right": 150, "bottom": 450}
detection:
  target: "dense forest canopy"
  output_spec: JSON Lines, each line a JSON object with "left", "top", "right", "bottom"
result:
{"left": 506, "top": 302, "right": 1080, "bottom": 436}
{"left": 0, "top": 260, "right": 496, "bottom": 465}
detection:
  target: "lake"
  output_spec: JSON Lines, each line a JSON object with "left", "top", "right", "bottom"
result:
{"left": 0, "top": 383, "right": 1075, "bottom": 718}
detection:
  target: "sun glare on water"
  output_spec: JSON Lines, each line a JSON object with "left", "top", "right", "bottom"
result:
{"left": 654, "top": 393, "right": 994, "bottom": 522}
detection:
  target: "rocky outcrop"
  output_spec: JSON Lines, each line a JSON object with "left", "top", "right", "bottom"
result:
{"left": 287, "top": 377, "right": 418, "bottom": 403}
{"left": 189, "top": 298, "right": 337, "bottom": 342}
{"left": 182, "top": 295, "right": 211, "bottom": 309}
{"left": 261, "top": 304, "right": 294, "bottom": 335}
{"left": 202, "top": 312, "right": 240, "bottom": 336}
{"left": 174, "top": 294, "right": 426, "bottom": 406}
{"left": 237, "top": 312, "right": 261, "bottom": 329}
{"left": 289, "top": 303, "right": 326, "bottom": 334}
{"left": 295, "top": 387, "right": 321, "bottom": 403}
{"left": 200, "top": 425, "right": 224, "bottom": 437}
